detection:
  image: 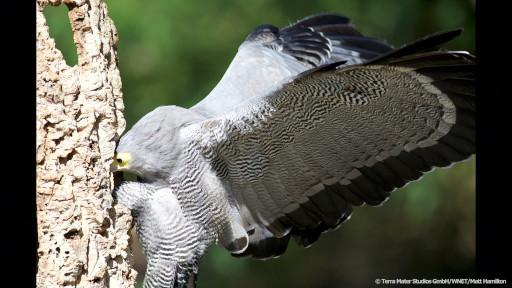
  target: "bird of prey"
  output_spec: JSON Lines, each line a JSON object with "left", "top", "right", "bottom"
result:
{"left": 112, "top": 13, "right": 475, "bottom": 288}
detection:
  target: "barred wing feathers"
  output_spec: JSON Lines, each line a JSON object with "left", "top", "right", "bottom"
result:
{"left": 194, "top": 34, "right": 475, "bottom": 259}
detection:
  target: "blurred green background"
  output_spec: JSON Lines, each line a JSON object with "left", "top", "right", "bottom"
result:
{"left": 44, "top": 0, "right": 475, "bottom": 287}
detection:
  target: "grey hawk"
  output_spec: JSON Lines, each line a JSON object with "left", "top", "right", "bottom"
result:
{"left": 112, "top": 13, "right": 475, "bottom": 288}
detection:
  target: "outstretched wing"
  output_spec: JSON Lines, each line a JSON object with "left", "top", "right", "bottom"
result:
{"left": 191, "top": 13, "right": 392, "bottom": 117}
{"left": 192, "top": 30, "right": 475, "bottom": 259}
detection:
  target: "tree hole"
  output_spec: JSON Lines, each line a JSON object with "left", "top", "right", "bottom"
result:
{"left": 43, "top": 5, "right": 78, "bottom": 66}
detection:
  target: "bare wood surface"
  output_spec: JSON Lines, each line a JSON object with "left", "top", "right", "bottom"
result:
{"left": 36, "top": 0, "right": 136, "bottom": 286}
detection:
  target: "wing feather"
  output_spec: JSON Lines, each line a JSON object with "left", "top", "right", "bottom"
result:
{"left": 191, "top": 32, "right": 474, "bottom": 259}
{"left": 191, "top": 13, "right": 393, "bottom": 117}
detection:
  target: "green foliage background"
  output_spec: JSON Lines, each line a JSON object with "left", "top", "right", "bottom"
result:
{"left": 44, "top": 0, "right": 475, "bottom": 287}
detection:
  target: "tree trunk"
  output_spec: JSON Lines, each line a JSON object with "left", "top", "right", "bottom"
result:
{"left": 36, "top": 0, "right": 136, "bottom": 287}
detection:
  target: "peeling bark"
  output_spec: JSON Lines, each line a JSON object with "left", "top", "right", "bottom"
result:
{"left": 36, "top": 0, "right": 136, "bottom": 287}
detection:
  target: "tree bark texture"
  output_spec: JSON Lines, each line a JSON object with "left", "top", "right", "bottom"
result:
{"left": 36, "top": 0, "right": 136, "bottom": 287}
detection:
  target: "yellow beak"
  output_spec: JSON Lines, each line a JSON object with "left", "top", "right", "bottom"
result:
{"left": 111, "top": 152, "right": 131, "bottom": 172}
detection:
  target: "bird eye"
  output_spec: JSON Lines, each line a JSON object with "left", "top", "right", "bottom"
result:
{"left": 116, "top": 158, "right": 123, "bottom": 164}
